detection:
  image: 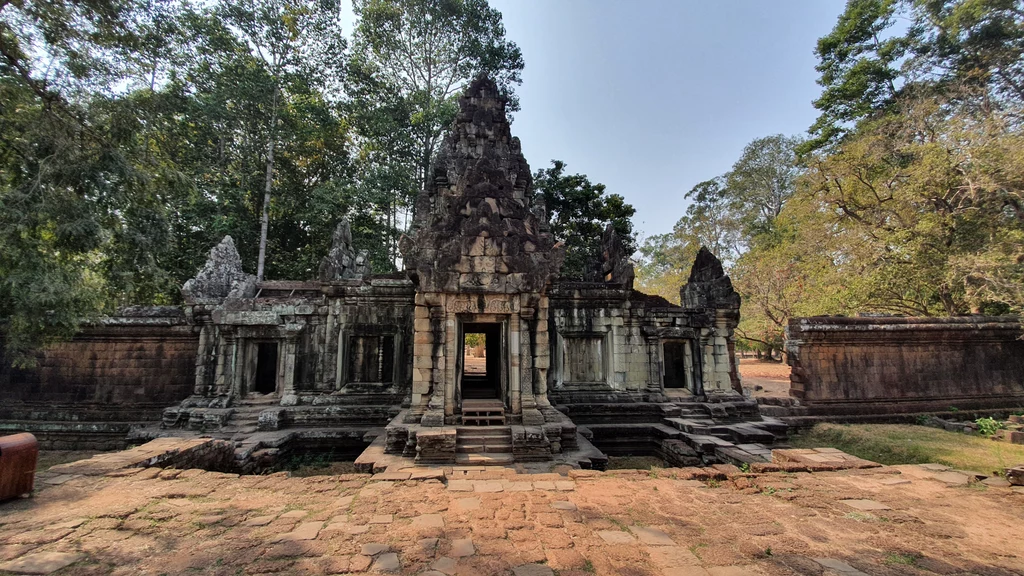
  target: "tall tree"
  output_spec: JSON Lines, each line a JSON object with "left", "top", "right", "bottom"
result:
{"left": 533, "top": 160, "right": 637, "bottom": 280}
{"left": 348, "top": 0, "right": 524, "bottom": 262}
{"left": 217, "top": 0, "right": 347, "bottom": 281}
{"left": 0, "top": 0, "right": 169, "bottom": 364}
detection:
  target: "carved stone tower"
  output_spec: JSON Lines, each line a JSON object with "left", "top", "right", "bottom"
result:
{"left": 402, "top": 76, "right": 564, "bottom": 427}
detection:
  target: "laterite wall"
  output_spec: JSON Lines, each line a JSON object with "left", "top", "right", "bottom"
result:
{"left": 0, "top": 309, "right": 199, "bottom": 447}
{"left": 785, "top": 316, "right": 1024, "bottom": 415}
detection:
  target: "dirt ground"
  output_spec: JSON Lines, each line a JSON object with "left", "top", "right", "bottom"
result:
{"left": 2, "top": 461, "right": 1021, "bottom": 576}
{"left": 738, "top": 358, "right": 791, "bottom": 398}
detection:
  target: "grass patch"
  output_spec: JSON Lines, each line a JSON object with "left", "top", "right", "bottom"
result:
{"left": 790, "top": 423, "right": 1024, "bottom": 474}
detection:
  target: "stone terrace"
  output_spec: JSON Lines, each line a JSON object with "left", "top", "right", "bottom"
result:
{"left": 1, "top": 460, "right": 1021, "bottom": 575}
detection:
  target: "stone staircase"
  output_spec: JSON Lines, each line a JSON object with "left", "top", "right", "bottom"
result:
{"left": 455, "top": 426, "right": 513, "bottom": 465}
{"left": 219, "top": 397, "right": 279, "bottom": 436}
{"left": 460, "top": 399, "right": 506, "bottom": 426}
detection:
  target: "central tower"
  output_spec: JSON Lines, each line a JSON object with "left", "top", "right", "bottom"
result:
{"left": 401, "top": 76, "right": 563, "bottom": 427}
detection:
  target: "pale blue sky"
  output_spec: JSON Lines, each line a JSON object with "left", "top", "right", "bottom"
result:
{"left": 343, "top": 0, "right": 847, "bottom": 240}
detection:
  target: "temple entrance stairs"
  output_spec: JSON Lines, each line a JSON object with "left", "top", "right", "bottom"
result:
{"left": 459, "top": 399, "right": 506, "bottom": 426}
{"left": 455, "top": 426, "right": 513, "bottom": 465}
{"left": 219, "top": 397, "right": 278, "bottom": 436}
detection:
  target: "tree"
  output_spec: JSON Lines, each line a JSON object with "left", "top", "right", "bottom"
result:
{"left": 217, "top": 0, "right": 347, "bottom": 281}
{"left": 801, "top": 0, "right": 1024, "bottom": 155}
{"left": 636, "top": 178, "right": 742, "bottom": 303}
{"left": 0, "top": 0, "right": 156, "bottom": 364}
{"left": 348, "top": 0, "right": 524, "bottom": 262}
{"left": 802, "top": 90, "right": 1024, "bottom": 316}
{"left": 532, "top": 160, "right": 637, "bottom": 280}
{"left": 802, "top": 0, "right": 911, "bottom": 153}
{"left": 725, "top": 135, "right": 803, "bottom": 241}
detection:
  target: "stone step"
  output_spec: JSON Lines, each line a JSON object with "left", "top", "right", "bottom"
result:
{"left": 456, "top": 444, "right": 512, "bottom": 454}
{"left": 455, "top": 426, "right": 510, "bottom": 436}
{"left": 461, "top": 416, "right": 506, "bottom": 426}
{"left": 455, "top": 453, "right": 514, "bottom": 466}
{"left": 458, "top": 434, "right": 512, "bottom": 445}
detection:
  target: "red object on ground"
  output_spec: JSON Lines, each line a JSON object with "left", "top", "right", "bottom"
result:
{"left": 0, "top": 433, "right": 38, "bottom": 501}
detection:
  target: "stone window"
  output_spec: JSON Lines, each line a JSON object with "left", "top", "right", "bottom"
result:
{"left": 563, "top": 336, "right": 605, "bottom": 383}
{"left": 348, "top": 335, "right": 395, "bottom": 384}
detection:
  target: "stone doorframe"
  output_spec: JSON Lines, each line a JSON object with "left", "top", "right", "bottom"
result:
{"left": 206, "top": 323, "right": 303, "bottom": 400}
{"left": 642, "top": 326, "right": 704, "bottom": 396}
{"left": 453, "top": 315, "right": 509, "bottom": 412}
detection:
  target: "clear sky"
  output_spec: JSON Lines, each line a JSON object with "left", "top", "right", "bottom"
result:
{"left": 341, "top": 0, "right": 847, "bottom": 240}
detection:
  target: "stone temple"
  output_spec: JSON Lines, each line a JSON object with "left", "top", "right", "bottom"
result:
{"left": 3, "top": 77, "right": 790, "bottom": 470}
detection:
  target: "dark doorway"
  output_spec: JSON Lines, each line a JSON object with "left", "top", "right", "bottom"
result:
{"left": 460, "top": 323, "right": 502, "bottom": 400}
{"left": 255, "top": 342, "right": 278, "bottom": 394}
{"left": 663, "top": 340, "right": 689, "bottom": 389}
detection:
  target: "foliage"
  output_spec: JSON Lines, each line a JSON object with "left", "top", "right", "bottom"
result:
{"left": 802, "top": 91, "right": 1024, "bottom": 315}
{"left": 637, "top": 135, "right": 810, "bottom": 353}
{"left": 532, "top": 160, "right": 637, "bottom": 280}
{"left": 348, "top": 0, "right": 524, "bottom": 263}
{"left": 975, "top": 417, "right": 1005, "bottom": 437}
{"left": 1, "top": 0, "right": 538, "bottom": 362}
{"left": 640, "top": 0, "right": 1024, "bottom": 350}
{"left": 790, "top": 423, "right": 1024, "bottom": 473}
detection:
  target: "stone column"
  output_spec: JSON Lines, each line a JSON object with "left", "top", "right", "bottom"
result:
{"left": 194, "top": 324, "right": 212, "bottom": 396}
{"left": 281, "top": 331, "right": 299, "bottom": 397}
{"left": 509, "top": 311, "right": 521, "bottom": 415}
{"left": 534, "top": 297, "right": 551, "bottom": 406}
{"left": 214, "top": 330, "right": 236, "bottom": 397}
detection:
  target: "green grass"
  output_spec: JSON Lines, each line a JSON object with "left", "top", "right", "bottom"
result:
{"left": 790, "top": 423, "right": 1024, "bottom": 474}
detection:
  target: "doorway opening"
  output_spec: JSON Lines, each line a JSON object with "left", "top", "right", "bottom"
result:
{"left": 460, "top": 323, "right": 502, "bottom": 400}
{"left": 254, "top": 342, "right": 278, "bottom": 395}
{"left": 663, "top": 340, "right": 690, "bottom": 390}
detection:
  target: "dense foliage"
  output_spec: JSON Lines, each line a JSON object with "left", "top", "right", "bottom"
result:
{"left": 533, "top": 160, "right": 636, "bottom": 280}
{"left": 639, "top": 0, "right": 1024, "bottom": 357}
{"left": 0, "top": 0, "right": 631, "bottom": 365}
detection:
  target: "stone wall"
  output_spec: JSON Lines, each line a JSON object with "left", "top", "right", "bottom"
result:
{"left": 785, "top": 316, "right": 1024, "bottom": 416}
{"left": 0, "top": 308, "right": 199, "bottom": 447}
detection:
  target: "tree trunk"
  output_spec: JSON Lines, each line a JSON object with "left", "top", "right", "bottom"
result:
{"left": 256, "top": 89, "right": 279, "bottom": 282}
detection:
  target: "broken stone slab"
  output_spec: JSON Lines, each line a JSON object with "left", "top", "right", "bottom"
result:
{"left": 371, "top": 553, "right": 400, "bottom": 573}
{"left": 0, "top": 552, "right": 85, "bottom": 574}
{"left": 450, "top": 538, "right": 475, "bottom": 557}
{"left": 360, "top": 543, "right": 389, "bottom": 556}
{"left": 274, "top": 521, "right": 322, "bottom": 542}
{"left": 446, "top": 480, "right": 473, "bottom": 492}
{"left": 431, "top": 557, "right": 457, "bottom": 574}
{"left": 930, "top": 471, "right": 971, "bottom": 485}
{"left": 597, "top": 530, "right": 636, "bottom": 544}
{"left": 840, "top": 499, "right": 891, "bottom": 511}
{"left": 1003, "top": 465, "right": 1024, "bottom": 486}
{"left": 981, "top": 476, "right": 1011, "bottom": 487}
{"left": 411, "top": 514, "right": 445, "bottom": 529}
{"left": 631, "top": 526, "right": 676, "bottom": 546}
{"left": 550, "top": 501, "right": 577, "bottom": 511}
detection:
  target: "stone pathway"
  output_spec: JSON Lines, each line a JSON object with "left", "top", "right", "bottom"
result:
{"left": 0, "top": 462, "right": 1020, "bottom": 575}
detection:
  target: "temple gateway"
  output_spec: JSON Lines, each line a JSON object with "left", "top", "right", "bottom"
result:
{"left": 159, "top": 76, "right": 779, "bottom": 469}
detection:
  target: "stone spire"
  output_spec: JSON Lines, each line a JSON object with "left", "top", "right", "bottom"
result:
{"left": 680, "top": 247, "right": 740, "bottom": 311}
{"left": 318, "top": 219, "right": 370, "bottom": 281}
{"left": 401, "top": 75, "right": 562, "bottom": 293}
{"left": 586, "top": 223, "right": 635, "bottom": 288}
{"left": 181, "top": 236, "right": 257, "bottom": 300}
